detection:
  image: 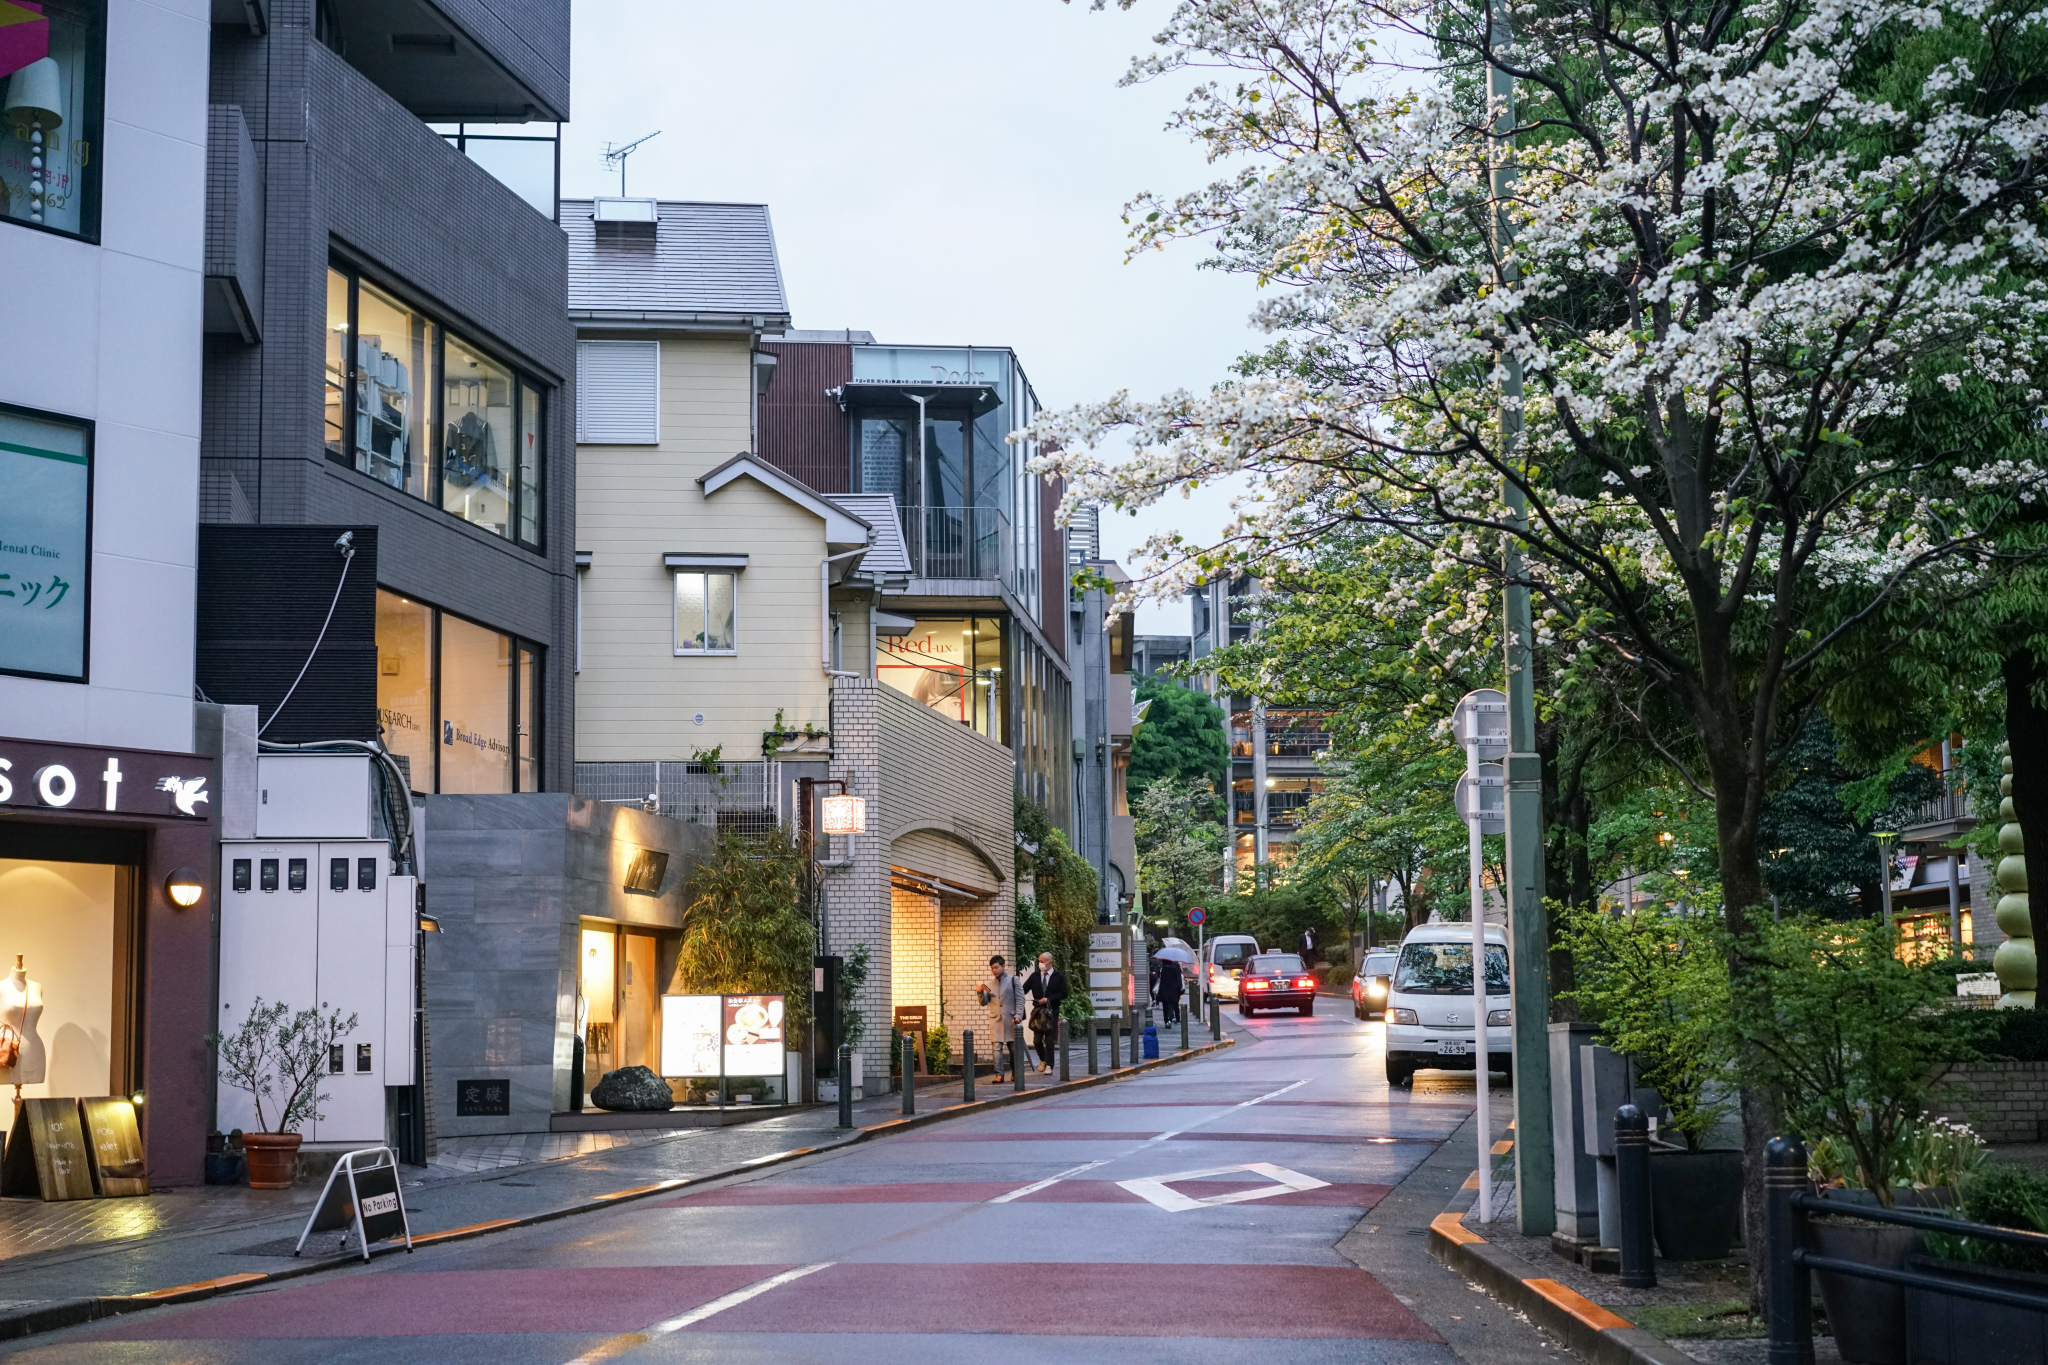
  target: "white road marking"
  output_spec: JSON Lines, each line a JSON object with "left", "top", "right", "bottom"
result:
{"left": 562, "top": 1262, "right": 833, "bottom": 1362}
{"left": 988, "top": 1158, "right": 1109, "bottom": 1203}
{"left": 1119, "top": 1161, "right": 1332, "bottom": 1212}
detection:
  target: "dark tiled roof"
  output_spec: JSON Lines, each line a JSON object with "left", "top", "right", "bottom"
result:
{"left": 564, "top": 199, "right": 789, "bottom": 323}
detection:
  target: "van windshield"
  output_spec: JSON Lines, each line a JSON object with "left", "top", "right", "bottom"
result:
{"left": 1211, "top": 942, "right": 1256, "bottom": 968}
{"left": 1394, "top": 942, "right": 1509, "bottom": 995}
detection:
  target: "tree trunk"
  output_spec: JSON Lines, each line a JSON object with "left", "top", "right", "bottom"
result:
{"left": 2006, "top": 650, "right": 2048, "bottom": 1009}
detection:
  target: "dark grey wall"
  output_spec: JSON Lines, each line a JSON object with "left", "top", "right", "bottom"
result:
{"left": 420, "top": 795, "right": 713, "bottom": 1137}
{"left": 202, "top": 0, "right": 575, "bottom": 789}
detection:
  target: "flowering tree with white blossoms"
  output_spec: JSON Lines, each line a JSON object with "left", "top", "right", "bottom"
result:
{"left": 1038, "top": 0, "right": 2048, "bottom": 1263}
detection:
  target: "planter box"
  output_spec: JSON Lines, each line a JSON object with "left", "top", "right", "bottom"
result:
{"left": 1905, "top": 1253, "right": 2048, "bottom": 1365}
{"left": 1808, "top": 1217, "right": 1923, "bottom": 1365}
{"left": 1649, "top": 1149, "right": 1741, "bottom": 1260}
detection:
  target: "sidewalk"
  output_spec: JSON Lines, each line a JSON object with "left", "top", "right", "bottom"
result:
{"left": 0, "top": 1022, "right": 1234, "bottom": 1342}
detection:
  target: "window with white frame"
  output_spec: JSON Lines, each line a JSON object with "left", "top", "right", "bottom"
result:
{"left": 576, "top": 340, "right": 659, "bottom": 443}
{"left": 673, "top": 571, "right": 736, "bottom": 654}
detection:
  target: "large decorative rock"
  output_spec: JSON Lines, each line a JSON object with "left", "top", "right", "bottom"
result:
{"left": 589, "top": 1066, "right": 676, "bottom": 1112}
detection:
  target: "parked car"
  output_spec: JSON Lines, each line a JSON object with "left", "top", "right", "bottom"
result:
{"left": 1238, "top": 953, "right": 1317, "bottom": 1016}
{"left": 1202, "top": 934, "right": 1262, "bottom": 1000}
{"left": 1382, "top": 924, "right": 1511, "bottom": 1087}
{"left": 1351, "top": 951, "right": 1398, "bottom": 1019}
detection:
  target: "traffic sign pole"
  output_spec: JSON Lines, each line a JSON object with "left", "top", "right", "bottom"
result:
{"left": 1454, "top": 691, "right": 1509, "bottom": 1225}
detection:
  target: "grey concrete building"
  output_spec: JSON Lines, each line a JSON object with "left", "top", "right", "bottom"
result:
{"left": 199, "top": 0, "right": 576, "bottom": 792}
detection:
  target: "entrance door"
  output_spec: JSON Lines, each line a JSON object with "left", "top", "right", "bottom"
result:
{"left": 619, "top": 932, "right": 658, "bottom": 1071}
{"left": 579, "top": 925, "right": 617, "bottom": 1093}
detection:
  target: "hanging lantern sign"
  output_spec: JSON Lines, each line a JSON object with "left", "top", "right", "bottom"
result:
{"left": 820, "top": 793, "right": 867, "bottom": 834}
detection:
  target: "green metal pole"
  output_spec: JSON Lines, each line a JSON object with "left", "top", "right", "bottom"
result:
{"left": 1490, "top": 12, "right": 1554, "bottom": 1236}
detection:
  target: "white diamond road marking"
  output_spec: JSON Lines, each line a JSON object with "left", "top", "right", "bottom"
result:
{"left": 1117, "top": 1161, "right": 1330, "bottom": 1213}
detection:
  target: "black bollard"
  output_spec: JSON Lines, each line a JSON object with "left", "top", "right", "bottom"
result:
{"left": 1058, "top": 1018, "right": 1070, "bottom": 1083}
{"left": 1765, "top": 1136, "right": 1814, "bottom": 1365}
{"left": 1209, "top": 993, "right": 1221, "bottom": 1042}
{"left": 1112, "top": 1015, "right": 1124, "bottom": 1068}
{"left": 1180, "top": 1002, "right": 1190, "bottom": 1052}
{"left": 1013, "top": 1022, "right": 1028, "bottom": 1092}
{"left": 1616, "top": 1104, "right": 1655, "bottom": 1288}
{"left": 837, "top": 1043, "right": 853, "bottom": 1128}
{"left": 902, "top": 1033, "right": 917, "bottom": 1116}
{"left": 962, "top": 1029, "right": 975, "bottom": 1103}
{"left": 1087, "top": 1018, "right": 1099, "bottom": 1075}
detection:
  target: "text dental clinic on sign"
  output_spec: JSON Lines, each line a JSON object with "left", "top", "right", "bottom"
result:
{"left": 0, "top": 738, "right": 212, "bottom": 820}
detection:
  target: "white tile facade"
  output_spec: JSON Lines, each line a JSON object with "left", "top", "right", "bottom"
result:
{"left": 0, "top": 0, "right": 209, "bottom": 751}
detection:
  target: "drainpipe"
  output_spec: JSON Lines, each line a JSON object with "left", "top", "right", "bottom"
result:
{"left": 821, "top": 548, "right": 868, "bottom": 672}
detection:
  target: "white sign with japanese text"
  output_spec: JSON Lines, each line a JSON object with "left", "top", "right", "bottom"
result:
{"left": 0, "top": 409, "right": 89, "bottom": 682}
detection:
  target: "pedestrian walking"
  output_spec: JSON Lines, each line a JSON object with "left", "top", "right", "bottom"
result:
{"left": 1022, "top": 951, "right": 1068, "bottom": 1074}
{"left": 1156, "top": 956, "right": 1184, "bottom": 1027}
{"left": 977, "top": 955, "right": 1026, "bottom": 1082}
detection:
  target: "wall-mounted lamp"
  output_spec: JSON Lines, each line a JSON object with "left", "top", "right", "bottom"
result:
{"left": 820, "top": 794, "right": 867, "bottom": 834}
{"left": 419, "top": 913, "right": 443, "bottom": 934}
{"left": 130, "top": 1090, "right": 145, "bottom": 1107}
{"left": 165, "top": 867, "right": 206, "bottom": 908}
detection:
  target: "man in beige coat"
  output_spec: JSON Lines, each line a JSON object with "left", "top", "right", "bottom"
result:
{"left": 977, "top": 955, "right": 1026, "bottom": 1083}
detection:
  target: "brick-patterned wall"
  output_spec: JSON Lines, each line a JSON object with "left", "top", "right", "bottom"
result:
{"left": 890, "top": 884, "right": 940, "bottom": 1029}
{"left": 1932, "top": 1061, "right": 2048, "bottom": 1144}
{"left": 826, "top": 680, "right": 889, "bottom": 1077}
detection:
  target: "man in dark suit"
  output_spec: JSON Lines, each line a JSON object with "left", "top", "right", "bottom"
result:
{"left": 1022, "top": 952, "right": 1069, "bottom": 1075}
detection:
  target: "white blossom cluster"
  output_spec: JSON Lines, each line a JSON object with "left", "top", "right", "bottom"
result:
{"left": 1026, "top": 0, "right": 2048, "bottom": 693}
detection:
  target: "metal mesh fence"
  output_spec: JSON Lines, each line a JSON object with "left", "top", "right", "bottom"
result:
{"left": 573, "top": 760, "right": 786, "bottom": 834}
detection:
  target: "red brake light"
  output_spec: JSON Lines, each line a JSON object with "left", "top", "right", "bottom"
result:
{"left": 1246, "top": 980, "right": 1271, "bottom": 991}
{"left": 1294, "top": 977, "right": 1315, "bottom": 989}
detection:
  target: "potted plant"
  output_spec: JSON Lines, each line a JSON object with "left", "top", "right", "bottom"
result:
{"left": 208, "top": 997, "right": 357, "bottom": 1189}
{"left": 1561, "top": 905, "right": 1741, "bottom": 1259}
{"left": 1736, "top": 917, "right": 1981, "bottom": 1365}
{"left": 1912, "top": 1165, "right": 2048, "bottom": 1363}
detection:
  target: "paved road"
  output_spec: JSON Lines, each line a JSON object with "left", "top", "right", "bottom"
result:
{"left": 10, "top": 1008, "right": 1564, "bottom": 1363}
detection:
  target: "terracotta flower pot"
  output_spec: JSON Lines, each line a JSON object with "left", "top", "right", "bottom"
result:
{"left": 241, "top": 1132, "right": 303, "bottom": 1189}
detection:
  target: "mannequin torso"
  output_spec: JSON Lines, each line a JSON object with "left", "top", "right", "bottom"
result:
{"left": 0, "top": 968, "right": 46, "bottom": 1088}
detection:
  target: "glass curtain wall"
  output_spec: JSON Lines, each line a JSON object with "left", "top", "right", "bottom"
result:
{"left": 373, "top": 587, "right": 542, "bottom": 793}
{"left": 325, "top": 265, "right": 546, "bottom": 551}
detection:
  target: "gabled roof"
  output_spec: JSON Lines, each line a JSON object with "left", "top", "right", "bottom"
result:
{"left": 697, "top": 454, "right": 870, "bottom": 551}
{"left": 831, "top": 495, "right": 913, "bottom": 577}
{"left": 564, "top": 199, "right": 791, "bottom": 327}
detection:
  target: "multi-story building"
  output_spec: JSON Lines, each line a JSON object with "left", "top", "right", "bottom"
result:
{"left": 1188, "top": 577, "right": 1332, "bottom": 880}
{"left": 0, "top": 0, "right": 218, "bottom": 1181}
{"left": 567, "top": 200, "right": 1034, "bottom": 1084}
{"left": 1067, "top": 510, "right": 1135, "bottom": 919}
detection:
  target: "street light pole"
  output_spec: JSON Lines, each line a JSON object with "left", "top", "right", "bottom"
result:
{"left": 1489, "top": 4, "right": 1555, "bottom": 1237}
{"left": 1875, "top": 831, "right": 1899, "bottom": 928}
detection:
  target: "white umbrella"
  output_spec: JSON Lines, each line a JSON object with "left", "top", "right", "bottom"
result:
{"left": 1152, "top": 944, "right": 1196, "bottom": 964}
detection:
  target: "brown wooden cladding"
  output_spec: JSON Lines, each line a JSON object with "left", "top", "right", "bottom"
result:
{"left": 1040, "top": 472, "right": 1067, "bottom": 660}
{"left": 758, "top": 342, "right": 853, "bottom": 492}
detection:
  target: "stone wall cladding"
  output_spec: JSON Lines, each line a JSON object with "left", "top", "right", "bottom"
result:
{"left": 1932, "top": 1060, "right": 2048, "bottom": 1144}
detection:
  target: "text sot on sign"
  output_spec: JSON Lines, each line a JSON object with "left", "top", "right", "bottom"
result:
{"left": 0, "top": 738, "right": 211, "bottom": 819}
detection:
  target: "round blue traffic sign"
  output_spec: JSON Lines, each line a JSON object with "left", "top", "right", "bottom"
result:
{"left": 1188, "top": 907, "right": 1206, "bottom": 926}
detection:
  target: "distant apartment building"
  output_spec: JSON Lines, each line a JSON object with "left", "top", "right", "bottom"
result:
{"left": 567, "top": 199, "right": 1051, "bottom": 1081}
{"left": 1067, "top": 509, "right": 1136, "bottom": 918}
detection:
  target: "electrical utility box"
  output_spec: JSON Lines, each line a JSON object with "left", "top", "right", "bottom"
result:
{"left": 218, "top": 840, "right": 416, "bottom": 1145}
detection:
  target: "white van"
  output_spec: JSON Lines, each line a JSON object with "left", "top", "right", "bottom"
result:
{"left": 1202, "top": 934, "right": 1262, "bottom": 1001}
{"left": 1383, "top": 924, "right": 1511, "bottom": 1087}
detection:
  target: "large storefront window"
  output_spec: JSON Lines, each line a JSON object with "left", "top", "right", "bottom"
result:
{"left": 0, "top": 403, "right": 90, "bottom": 683}
{"left": 326, "top": 266, "right": 546, "bottom": 550}
{"left": 0, "top": 0, "right": 102, "bottom": 239}
{"left": 0, "top": 858, "right": 134, "bottom": 1102}
{"left": 879, "top": 616, "right": 1005, "bottom": 743}
{"left": 374, "top": 588, "right": 542, "bottom": 793}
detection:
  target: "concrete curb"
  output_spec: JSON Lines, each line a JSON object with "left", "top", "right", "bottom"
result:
{"left": 1427, "top": 1198, "right": 1696, "bottom": 1365}
{"left": 4, "top": 1035, "right": 1235, "bottom": 1343}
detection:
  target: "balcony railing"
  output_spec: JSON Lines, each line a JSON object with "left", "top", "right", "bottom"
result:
{"left": 1902, "top": 782, "right": 1976, "bottom": 834}
{"left": 574, "top": 760, "right": 786, "bottom": 834}
{"left": 902, "top": 506, "right": 1010, "bottom": 584}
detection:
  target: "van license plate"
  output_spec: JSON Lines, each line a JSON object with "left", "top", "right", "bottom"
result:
{"left": 1437, "top": 1041, "right": 1469, "bottom": 1056}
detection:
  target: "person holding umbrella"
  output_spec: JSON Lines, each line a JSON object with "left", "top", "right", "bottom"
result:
{"left": 1152, "top": 941, "right": 1196, "bottom": 1027}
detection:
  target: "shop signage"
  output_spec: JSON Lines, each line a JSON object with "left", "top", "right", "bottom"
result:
{"left": 455, "top": 1078, "right": 510, "bottom": 1116}
{"left": 1, "top": 1098, "right": 97, "bottom": 1201}
{"left": 660, "top": 993, "right": 787, "bottom": 1088}
{"left": 0, "top": 409, "right": 90, "bottom": 683}
{"left": 723, "top": 994, "right": 785, "bottom": 1077}
{"left": 0, "top": 736, "right": 212, "bottom": 821}
{"left": 661, "top": 995, "right": 722, "bottom": 1079}
{"left": 80, "top": 1097, "right": 147, "bottom": 1197}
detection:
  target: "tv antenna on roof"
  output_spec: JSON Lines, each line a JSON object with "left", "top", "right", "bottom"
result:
{"left": 601, "top": 131, "right": 660, "bottom": 197}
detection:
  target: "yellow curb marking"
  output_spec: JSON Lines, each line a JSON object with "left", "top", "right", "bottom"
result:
{"left": 411, "top": 1218, "right": 519, "bottom": 1244}
{"left": 1431, "top": 1211, "right": 1486, "bottom": 1245}
{"left": 1525, "top": 1277, "right": 1633, "bottom": 1332}
{"left": 132, "top": 1272, "right": 268, "bottom": 1300}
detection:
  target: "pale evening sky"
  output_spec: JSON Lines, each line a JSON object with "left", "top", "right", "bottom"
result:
{"left": 562, "top": 0, "right": 1265, "bottom": 633}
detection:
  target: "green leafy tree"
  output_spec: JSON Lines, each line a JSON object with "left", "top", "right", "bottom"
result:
{"left": 675, "top": 828, "right": 814, "bottom": 1038}
{"left": 1135, "top": 775, "right": 1226, "bottom": 921}
{"left": 1015, "top": 792, "right": 1099, "bottom": 969}
{"left": 209, "top": 998, "right": 359, "bottom": 1134}
{"left": 1128, "top": 680, "right": 1229, "bottom": 800}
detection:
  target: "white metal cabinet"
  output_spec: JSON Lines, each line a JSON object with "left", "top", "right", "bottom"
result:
{"left": 310, "top": 842, "right": 389, "bottom": 1144}
{"left": 216, "top": 842, "right": 318, "bottom": 1135}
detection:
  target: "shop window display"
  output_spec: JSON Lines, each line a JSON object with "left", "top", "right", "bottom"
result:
{"left": 878, "top": 616, "right": 1005, "bottom": 742}
{"left": 372, "top": 588, "right": 541, "bottom": 794}
{"left": 0, "top": 859, "right": 131, "bottom": 1106}
{"left": 0, "top": 0, "right": 102, "bottom": 239}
